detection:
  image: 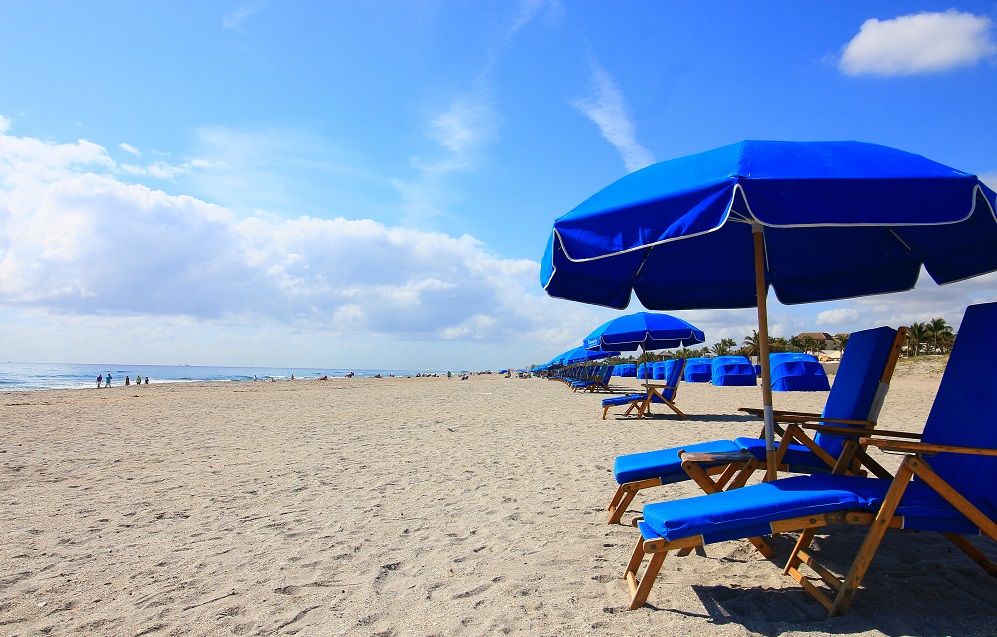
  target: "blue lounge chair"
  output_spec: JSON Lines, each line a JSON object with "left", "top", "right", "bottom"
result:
{"left": 711, "top": 355, "right": 756, "bottom": 386}
{"left": 607, "top": 325, "right": 905, "bottom": 524}
{"left": 602, "top": 359, "right": 687, "bottom": 420}
{"left": 624, "top": 302, "right": 997, "bottom": 615}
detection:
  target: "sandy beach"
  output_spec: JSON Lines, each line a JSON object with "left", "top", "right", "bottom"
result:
{"left": 2, "top": 365, "right": 996, "bottom": 636}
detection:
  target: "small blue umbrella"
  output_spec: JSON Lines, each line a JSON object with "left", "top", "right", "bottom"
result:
{"left": 584, "top": 311, "right": 705, "bottom": 389}
{"left": 542, "top": 140, "right": 997, "bottom": 478}
{"left": 584, "top": 312, "right": 704, "bottom": 352}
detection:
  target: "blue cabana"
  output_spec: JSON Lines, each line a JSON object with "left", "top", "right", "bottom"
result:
{"left": 652, "top": 361, "right": 668, "bottom": 380}
{"left": 683, "top": 357, "right": 713, "bottom": 383}
{"left": 614, "top": 364, "right": 637, "bottom": 378}
{"left": 770, "top": 353, "right": 831, "bottom": 391}
{"left": 711, "top": 356, "right": 757, "bottom": 386}
{"left": 637, "top": 363, "right": 655, "bottom": 379}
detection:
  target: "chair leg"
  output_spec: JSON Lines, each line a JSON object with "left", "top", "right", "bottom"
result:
{"left": 829, "top": 457, "right": 915, "bottom": 616}
{"left": 609, "top": 489, "right": 640, "bottom": 524}
{"left": 943, "top": 533, "right": 997, "bottom": 576}
{"left": 607, "top": 484, "right": 625, "bottom": 515}
{"left": 663, "top": 399, "right": 687, "bottom": 419}
{"left": 603, "top": 405, "right": 610, "bottom": 420}
{"left": 626, "top": 537, "right": 667, "bottom": 610}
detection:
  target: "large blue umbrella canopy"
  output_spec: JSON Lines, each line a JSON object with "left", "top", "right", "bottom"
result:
{"left": 584, "top": 312, "right": 704, "bottom": 352}
{"left": 541, "top": 140, "right": 997, "bottom": 478}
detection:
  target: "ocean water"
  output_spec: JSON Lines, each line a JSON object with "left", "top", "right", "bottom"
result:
{"left": 0, "top": 362, "right": 423, "bottom": 392}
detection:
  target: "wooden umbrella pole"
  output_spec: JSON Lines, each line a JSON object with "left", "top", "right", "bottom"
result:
{"left": 752, "top": 224, "right": 777, "bottom": 481}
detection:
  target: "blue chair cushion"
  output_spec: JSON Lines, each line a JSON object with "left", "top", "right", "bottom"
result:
{"left": 602, "top": 393, "right": 645, "bottom": 407}
{"left": 640, "top": 474, "right": 888, "bottom": 544}
{"left": 614, "top": 440, "right": 742, "bottom": 485}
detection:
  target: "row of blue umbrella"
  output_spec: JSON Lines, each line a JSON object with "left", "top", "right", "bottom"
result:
{"left": 538, "top": 311, "right": 706, "bottom": 374}
{"left": 541, "top": 140, "right": 997, "bottom": 479}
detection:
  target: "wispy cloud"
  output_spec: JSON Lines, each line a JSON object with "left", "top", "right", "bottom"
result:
{"left": 571, "top": 61, "right": 654, "bottom": 172}
{"left": 840, "top": 10, "right": 997, "bottom": 76}
{"left": 507, "top": 0, "right": 563, "bottom": 38}
{"left": 119, "top": 143, "right": 140, "bottom": 156}
{"left": 395, "top": 94, "right": 500, "bottom": 226}
{"left": 222, "top": 3, "right": 262, "bottom": 30}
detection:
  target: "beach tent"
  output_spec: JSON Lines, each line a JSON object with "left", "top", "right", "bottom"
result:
{"left": 769, "top": 352, "right": 831, "bottom": 391}
{"left": 711, "top": 356, "right": 756, "bottom": 386}
{"left": 652, "top": 361, "right": 668, "bottom": 380}
{"left": 615, "top": 364, "right": 637, "bottom": 377}
{"left": 682, "top": 357, "right": 713, "bottom": 382}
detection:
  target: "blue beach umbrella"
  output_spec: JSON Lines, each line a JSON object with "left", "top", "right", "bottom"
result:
{"left": 584, "top": 312, "right": 704, "bottom": 352}
{"left": 541, "top": 140, "right": 997, "bottom": 479}
{"left": 584, "top": 311, "right": 705, "bottom": 388}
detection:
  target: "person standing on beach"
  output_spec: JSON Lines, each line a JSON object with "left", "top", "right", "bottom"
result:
{"left": 105, "top": 373, "right": 112, "bottom": 387}
{"left": 97, "top": 374, "right": 102, "bottom": 388}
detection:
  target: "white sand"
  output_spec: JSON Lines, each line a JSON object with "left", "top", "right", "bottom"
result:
{"left": 2, "top": 364, "right": 995, "bottom": 636}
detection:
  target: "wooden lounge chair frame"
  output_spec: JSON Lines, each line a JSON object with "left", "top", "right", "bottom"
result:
{"left": 624, "top": 435, "right": 997, "bottom": 615}
{"left": 607, "top": 327, "right": 906, "bottom": 527}
{"left": 602, "top": 360, "right": 687, "bottom": 421}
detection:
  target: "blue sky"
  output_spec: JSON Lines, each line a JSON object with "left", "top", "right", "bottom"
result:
{"left": 1, "top": 1, "right": 996, "bottom": 370}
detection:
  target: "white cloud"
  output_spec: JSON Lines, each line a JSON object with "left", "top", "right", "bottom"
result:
{"left": 571, "top": 62, "right": 654, "bottom": 173}
{"left": 816, "top": 307, "right": 860, "bottom": 326}
{"left": 0, "top": 121, "right": 595, "bottom": 368}
{"left": 119, "top": 143, "right": 140, "bottom": 156}
{"left": 840, "top": 10, "right": 997, "bottom": 76}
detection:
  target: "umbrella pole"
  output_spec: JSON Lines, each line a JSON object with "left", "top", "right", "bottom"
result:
{"left": 753, "top": 225, "right": 778, "bottom": 481}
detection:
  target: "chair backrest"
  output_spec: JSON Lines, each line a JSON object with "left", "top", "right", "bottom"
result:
{"left": 813, "top": 326, "right": 902, "bottom": 457}
{"left": 600, "top": 365, "right": 613, "bottom": 384}
{"left": 917, "top": 302, "right": 997, "bottom": 517}
{"left": 659, "top": 359, "right": 686, "bottom": 401}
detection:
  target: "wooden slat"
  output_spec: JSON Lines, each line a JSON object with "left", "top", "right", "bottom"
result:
{"left": 796, "top": 549, "right": 842, "bottom": 591}
{"left": 789, "top": 566, "right": 835, "bottom": 611}
{"left": 864, "top": 440, "right": 997, "bottom": 456}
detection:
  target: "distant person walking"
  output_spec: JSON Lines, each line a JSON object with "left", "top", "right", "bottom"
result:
{"left": 125, "top": 376, "right": 130, "bottom": 386}
{"left": 96, "top": 374, "right": 102, "bottom": 388}
{"left": 105, "top": 373, "right": 112, "bottom": 388}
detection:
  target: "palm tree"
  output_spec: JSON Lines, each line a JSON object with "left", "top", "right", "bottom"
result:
{"left": 906, "top": 321, "right": 929, "bottom": 357}
{"left": 795, "top": 335, "right": 819, "bottom": 357}
{"left": 710, "top": 338, "right": 737, "bottom": 357}
{"left": 834, "top": 333, "right": 849, "bottom": 353}
{"left": 742, "top": 330, "right": 761, "bottom": 357}
{"left": 927, "top": 317, "right": 953, "bottom": 354}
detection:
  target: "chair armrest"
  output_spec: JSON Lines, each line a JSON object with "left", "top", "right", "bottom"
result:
{"left": 679, "top": 450, "right": 754, "bottom": 464}
{"left": 739, "top": 407, "right": 822, "bottom": 418}
{"left": 862, "top": 439, "right": 997, "bottom": 456}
